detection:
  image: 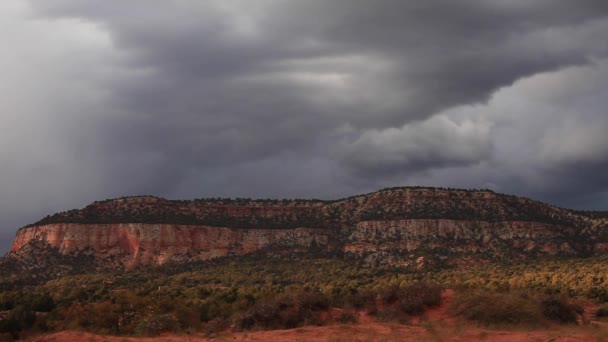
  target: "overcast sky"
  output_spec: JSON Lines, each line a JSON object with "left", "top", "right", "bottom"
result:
{"left": 1, "top": 1, "right": 608, "bottom": 253}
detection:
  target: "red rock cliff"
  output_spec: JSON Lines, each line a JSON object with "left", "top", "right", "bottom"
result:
{"left": 11, "top": 223, "right": 331, "bottom": 268}
{"left": 9, "top": 187, "right": 606, "bottom": 268}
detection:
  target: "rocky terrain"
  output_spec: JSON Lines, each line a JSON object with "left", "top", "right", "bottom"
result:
{"left": 5, "top": 187, "right": 608, "bottom": 270}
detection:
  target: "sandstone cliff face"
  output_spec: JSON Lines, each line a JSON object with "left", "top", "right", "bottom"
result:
{"left": 8, "top": 187, "right": 606, "bottom": 268}
{"left": 11, "top": 223, "right": 332, "bottom": 268}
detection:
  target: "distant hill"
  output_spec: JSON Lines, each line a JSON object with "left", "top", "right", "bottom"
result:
{"left": 5, "top": 187, "right": 608, "bottom": 272}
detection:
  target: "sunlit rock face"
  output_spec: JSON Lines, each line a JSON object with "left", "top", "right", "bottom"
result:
{"left": 11, "top": 223, "right": 332, "bottom": 269}
{"left": 8, "top": 188, "right": 607, "bottom": 268}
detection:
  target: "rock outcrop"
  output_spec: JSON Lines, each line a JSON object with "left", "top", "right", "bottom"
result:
{"left": 7, "top": 187, "right": 608, "bottom": 268}
{"left": 11, "top": 223, "right": 332, "bottom": 269}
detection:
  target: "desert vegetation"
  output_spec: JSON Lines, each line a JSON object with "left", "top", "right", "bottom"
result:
{"left": 0, "top": 255, "right": 606, "bottom": 339}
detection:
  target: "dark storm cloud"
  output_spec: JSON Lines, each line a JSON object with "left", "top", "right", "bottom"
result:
{"left": 1, "top": 0, "right": 608, "bottom": 253}
{"left": 279, "top": 0, "right": 608, "bottom": 126}
{"left": 31, "top": 0, "right": 608, "bottom": 127}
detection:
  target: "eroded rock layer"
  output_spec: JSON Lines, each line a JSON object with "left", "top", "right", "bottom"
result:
{"left": 8, "top": 187, "right": 608, "bottom": 268}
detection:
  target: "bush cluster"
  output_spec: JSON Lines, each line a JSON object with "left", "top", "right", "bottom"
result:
{"left": 451, "top": 290, "right": 582, "bottom": 327}
{"left": 346, "top": 282, "right": 442, "bottom": 323}
{"left": 236, "top": 291, "right": 329, "bottom": 331}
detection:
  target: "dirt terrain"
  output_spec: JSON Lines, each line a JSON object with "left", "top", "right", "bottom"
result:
{"left": 27, "top": 290, "right": 608, "bottom": 342}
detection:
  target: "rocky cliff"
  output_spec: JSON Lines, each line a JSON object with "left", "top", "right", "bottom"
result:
{"left": 7, "top": 187, "right": 608, "bottom": 269}
{"left": 11, "top": 223, "right": 332, "bottom": 269}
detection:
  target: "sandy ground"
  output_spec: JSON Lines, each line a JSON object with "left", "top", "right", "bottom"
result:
{"left": 27, "top": 290, "right": 608, "bottom": 342}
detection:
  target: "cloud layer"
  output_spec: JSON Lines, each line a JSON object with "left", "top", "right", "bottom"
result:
{"left": 1, "top": 0, "right": 607, "bottom": 252}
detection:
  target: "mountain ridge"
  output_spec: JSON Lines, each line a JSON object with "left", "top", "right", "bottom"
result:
{"left": 6, "top": 186, "right": 608, "bottom": 272}
{"left": 22, "top": 186, "right": 583, "bottom": 229}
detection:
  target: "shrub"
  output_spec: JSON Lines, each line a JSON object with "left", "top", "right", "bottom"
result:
{"left": 344, "top": 282, "right": 443, "bottom": 324}
{"left": 235, "top": 291, "right": 329, "bottom": 331}
{"left": 375, "top": 307, "right": 407, "bottom": 323}
{"left": 399, "top": 282, "right": 442, "bottom": 315}
{"left": 31, "top": 293, "right": 55, "bottom": 312}
{"left": 452, "top": 290, "right": 584, "bottom": 327}
{"left": 541, "top": 298, "right": 581, "bottom": 324}
{"left": 336, "top": 311, "right": 358, "bottom": 324}
{"left": 596, "top": 306, "right": 608, "bottom": 317}
{"left": 399, "top": 294, "right": 425, "bottom": 315}
{"left": 450, "top": 290, "right": 544, "bottom": 327}
{"left": 175, "top": 305, "right": 200, "bottom": 331}
{"left": 351, "top": 290, "right": 376, "bottom": 311}
{"left": 412, "top": 282, "right": 443, "bottom": 307}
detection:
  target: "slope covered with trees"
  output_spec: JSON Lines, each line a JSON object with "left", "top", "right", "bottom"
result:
{"left": 25, "top": 187, "right": 585, "bottom": 229}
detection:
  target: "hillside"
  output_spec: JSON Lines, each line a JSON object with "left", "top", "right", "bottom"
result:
{"left": 23, "top": 187, "right": 585, "bottom": 227}
{"left": 6, "top": 187, "right": 608, "bottom": 271}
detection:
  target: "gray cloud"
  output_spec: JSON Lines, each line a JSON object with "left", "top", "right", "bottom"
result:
{"left": 0, "top": 0, "right": 607, "bottom": 253}
{"left": 400, "top": 60, "right": 608, "bottom": 207}
{"left": 338, "top": 115, "right": 492, "bottom": 175}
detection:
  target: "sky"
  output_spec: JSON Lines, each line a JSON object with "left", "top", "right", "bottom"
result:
{"left": 1, "top": 1, "right": 608, "bottom": 253}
